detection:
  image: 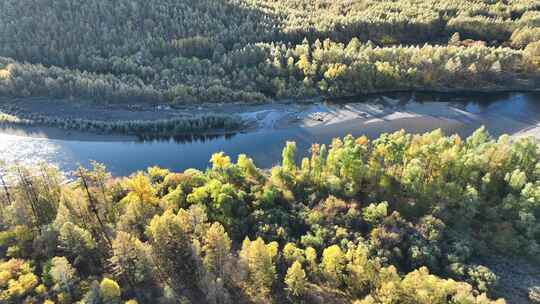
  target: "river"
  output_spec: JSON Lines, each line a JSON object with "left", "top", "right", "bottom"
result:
{"left": 1, "top": 91, "right": 539, "bottom": 176}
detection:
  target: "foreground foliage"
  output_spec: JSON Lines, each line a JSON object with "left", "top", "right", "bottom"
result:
{"left": 1, "top": 128, "right": 539, "bottom": 303}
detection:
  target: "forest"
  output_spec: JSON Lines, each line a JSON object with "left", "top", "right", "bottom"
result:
{"left": 0, "top": 0, "right": 539, "bottom": 104}
{"left": 1, "top": 127, "right": 539, "bottom": 303}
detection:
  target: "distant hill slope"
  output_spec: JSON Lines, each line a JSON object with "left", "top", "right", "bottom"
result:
{"left": 0, "top": 0, "right": 538, "bottom": 103}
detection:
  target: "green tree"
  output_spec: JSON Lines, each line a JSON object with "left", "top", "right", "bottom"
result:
{"left": 282, "top": 142, "right": 297, "bottom": 173}
{"left": 346, "top": 244, "right": 379, "bottom": 296}
{"left": 362, "top": 202, "right": 388, "bottom": 226}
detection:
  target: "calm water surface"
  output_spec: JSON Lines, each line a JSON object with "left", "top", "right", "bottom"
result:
{"left": 1, "top": 92, "right": 539, "bottom": 176}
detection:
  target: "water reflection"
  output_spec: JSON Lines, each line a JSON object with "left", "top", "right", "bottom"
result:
{"left": 136, "top": 132, "right": 238, "bottom": 144}
{"left": 0, "top": 132, "right": 70, "bottom": 168}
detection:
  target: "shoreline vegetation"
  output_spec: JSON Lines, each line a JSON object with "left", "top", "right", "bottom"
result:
{"left": 327, "top": 85, "right": 540, "bottom": 101}
{"left": 1, "top": 128, "right": 540, "bottom": 303}
{"left": 0, "top": 108, "right": 243, "bottom": 137}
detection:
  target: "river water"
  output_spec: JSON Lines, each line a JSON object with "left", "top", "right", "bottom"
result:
{"left": 1, "top": 92, "right": 539, "bottom": 176}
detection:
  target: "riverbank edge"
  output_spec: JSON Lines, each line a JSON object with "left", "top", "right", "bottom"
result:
{"left": 0, "top": 86, "right": 539, "bottom": 137}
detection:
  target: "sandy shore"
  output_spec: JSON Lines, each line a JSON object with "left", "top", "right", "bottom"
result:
{"left": 1, "top": 92, "right": 539, "bottom": 141}
{"left": 241, "top": 93, "right": 540, "bottom": 140}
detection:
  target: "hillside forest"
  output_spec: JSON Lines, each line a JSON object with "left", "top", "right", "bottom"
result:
{"left": 0, "top": 0, "right": 539, "bottom": 104}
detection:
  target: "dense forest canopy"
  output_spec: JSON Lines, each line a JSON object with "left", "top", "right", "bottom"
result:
{"left": 2, "top": 1, "right": 540, "bottom": 303}
{"left": 0, "top": 0, "right": 539, "bottom": 103}
{"left": 1, "top": 128, "right": 539, "bottom": 303}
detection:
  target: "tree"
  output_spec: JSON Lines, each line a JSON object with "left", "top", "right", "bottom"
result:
{"left": 146, "top": 210, "right": 203, "bottom": 301}
{"left": 0, "top": 128, "right": 534, "bottom": 303}
{"left": 49, "top": 256, "right": 77, "bottom": 295}
{"left": 285, "top": 261, "right": 307, "bottom": 297}
{"left": 448, "top": 32, "right": 461, "bottom": 46}
{"left": 282, "top": 142, "right": 297, "bottom": 173}
{"left": 118, "top": 172, "right": 160, "bottom": 237}
{"left": 305, "top": 247, "right": 318, "bottom": 275}
{"left": 80, "top": 280, "right": 101, "bottom": 304}
{"left": 76, "top": 166, "right": 112, "bottom": 248}
{"left": 466, "top": 265, "right": 498, "bottom": 293}
{"left": 525, "top": 41, "right": 540, "bottom": 69}
{"left": 210, "top": 152, "right": 231, "bottom": 170}
{"left": 123, "top": 172, "right": 159, "bottom": 206}
{"left": 237, "top": 154, "right": 261, "bottom": 181}
{"left": 202, "top": 222, "right": 231, "bottom": 279}
{"left": 100, "top": 278, "right": 121, "bottom": 304}
{"left": 511, "top": 27, "right": 540, "bottom": 49}
{"left": 362, "top": 202, "right": 388, "bottom": 226}
{"left": 321, "top": 245, "right": 346, "bottom": 287}
{"left": 58, "top": 222, "right": 97, "bottom": 267}
{"left": 239, "top": 237, "right": 278, "bottom": 299}
{"left": 200, "top": 223, "right": 233, "bottom": 304}
{"left": 110, "top": 231, "right": 153, "bottom": 286}
{"left": 283, "top": 243, "right": 305, "bottom": 265}
{"left": 0, "top": 259, "right": 39, "bottom": 303}
{"left": 346, "top": 244, "right": 379, "bottom": 296}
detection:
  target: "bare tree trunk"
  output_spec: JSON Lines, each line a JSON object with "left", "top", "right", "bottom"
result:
{"left": 15, "top": 166, "right": 41, "bottom": 232}
{"left": 78, "top": 167, "right": 113, "bottom": 249}
{"left": 0, "top": 173, "right": 12, "bottom": 205}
